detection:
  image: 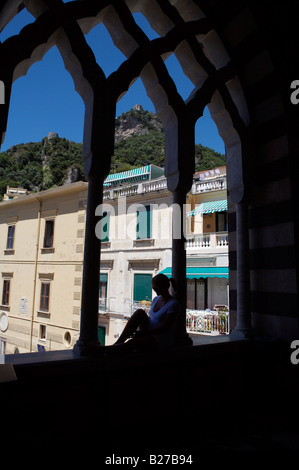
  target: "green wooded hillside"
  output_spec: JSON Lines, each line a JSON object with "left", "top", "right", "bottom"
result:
{"left": 0, "top": 107, "right": 226, "bottom": 198}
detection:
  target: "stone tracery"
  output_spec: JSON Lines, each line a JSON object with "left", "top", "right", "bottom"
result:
{"left": 0, "top": 0, "right": 255, "bottom": 353}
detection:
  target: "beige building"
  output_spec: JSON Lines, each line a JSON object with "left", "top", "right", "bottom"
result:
{"left": 0, "top": 165, "right": 229, "bottom": 354}
{"left": 0, "top": 181, "right": 88, "bottom": 354}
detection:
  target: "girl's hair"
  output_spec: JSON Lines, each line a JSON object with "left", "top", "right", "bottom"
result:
{"left": 152, "top": 273, "right": 170, "bottom": 289}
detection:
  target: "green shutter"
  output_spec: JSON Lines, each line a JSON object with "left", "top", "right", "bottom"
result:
{"left": 99, "top": 273, "right": 108, "bottom": 311}
{"left": 98, "top": 326, "right": 106, "bottom": 345}
{"left": 101, "top": 211, "right": 110, "bottom": 242}
{"left": 134, "top": 274, "right": 152, "bottom": 302}
{"left": 136, "top": 205, "right": 151, "bottom": 239}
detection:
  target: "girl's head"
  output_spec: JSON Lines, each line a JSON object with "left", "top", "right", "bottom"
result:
{"left": 151, "top": 274, "right": 170, "bottom": 295}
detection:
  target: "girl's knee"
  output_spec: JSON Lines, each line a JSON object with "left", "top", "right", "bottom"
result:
{"left": 134, "top": 308, "right": 147, "bottom": 316}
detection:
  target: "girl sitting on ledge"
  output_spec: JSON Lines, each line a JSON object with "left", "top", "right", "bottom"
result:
{"left": 100, "top": 273, "right": 180, "bottom": 354}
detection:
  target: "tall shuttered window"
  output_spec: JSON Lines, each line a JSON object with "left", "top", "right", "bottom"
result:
{"left": 136, "top": 205, "right": 152, "bottom": 240}
{"left": 40, "top": 282, "right": 50, "bottom": 312}
{"left": 216, "top": 211, "right": 228, "bottom": 232}
{"left": 2, "top": 279, "right": 10, "bottom": 306}
{"left": 186, "top": 279, "right": 207, "bottom": 310}
{"left": 6, "top": 225, "right": 15, "bottom": 250}
{"left": 44, "top": 220, "right": 54, "bottom": 248}
{"left": 133, "top": 274, "right": 152, "bottom": 302}
{"left": 99, "top": 273, "right": 108, "bottom": 311}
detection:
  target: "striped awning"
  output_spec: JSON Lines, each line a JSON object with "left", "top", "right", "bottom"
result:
{"left": 187, "top": 199, "right": 227, "bottom": 217}
{"left": 160, "top": 267, "right": 229, "bottom": 279}
{"left": 104, "top": 166, "right": 150, "bottom": 186}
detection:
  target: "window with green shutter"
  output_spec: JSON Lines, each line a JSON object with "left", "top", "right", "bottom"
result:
{"left": 136, "top": 205, "right": 152, "bottom": 239}
{"left": 133, "top": 274, "right": 152, "bottom": 302}
{"left": 99, "top": 273, "right": 108, "bottom": 311}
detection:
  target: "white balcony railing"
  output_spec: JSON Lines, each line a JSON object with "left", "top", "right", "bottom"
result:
{"left": 186, "top": 309, "right": 229, "bottom": 335}
{"left": 143, "top": 178, "right": 168, "bottom": 193}
{"left": 186, "top": 232, "right": 228, "bottom": 249}
{"left": 193, "top": 177, "right": 227, "bottom": 194}
{"left": 103, "top": 177, "right": 168, "bottom": 200}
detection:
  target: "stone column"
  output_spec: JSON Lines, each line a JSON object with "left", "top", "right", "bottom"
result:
{"left": 74, "top": 173, "right": 104, "bottom": 355}
{"left": 231, "top": 200, "right": 253, "bottom": 337}
{"left": 172, "top": 189, "right": 193, "bottom": 346}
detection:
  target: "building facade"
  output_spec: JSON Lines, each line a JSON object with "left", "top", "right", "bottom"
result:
{"left": 0, "top": 165, "right": 228, "bottom": 354}
{"left": 0, "top": 182, "right": 88, "bottom": 354}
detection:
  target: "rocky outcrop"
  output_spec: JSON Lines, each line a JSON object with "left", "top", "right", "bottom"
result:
{"left": 64, "top": 165, "right": 81, "bottom": 184}
{"left": 115, "top": 104, "right": 163, "bottom": 143}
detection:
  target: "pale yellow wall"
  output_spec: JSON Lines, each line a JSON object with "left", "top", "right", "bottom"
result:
{"left": 0, "top": 183, "right": 88, "bottom": 354}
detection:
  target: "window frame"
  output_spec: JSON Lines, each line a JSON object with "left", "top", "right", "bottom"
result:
{"left": 43, "top": 219, "right": 55, "bottom": 249}
{"left": 99, "top": 273, "right": 108, "bottom": 311}
{"left": 186, "top": 278, "right": 207, "bottom": 310}
{"left": 2, "top": 279, "right": 10, "bottom": 306}
{"left": 136, "top": 205, "right": 152, "bottom": 240}
{"left": 216, "top": 211, "right": 228, "bottom": 232}
{"left": 39, "top": 324, "right": 47, "bottom": 341}
{"left": 6, "top": 224, "right": 15, "bottom": 251}
{"left": 39, "top": 281, "right": 50, "bottom": 313}
{"left": 133, "top": 273, "right": 153, "bottom": 303}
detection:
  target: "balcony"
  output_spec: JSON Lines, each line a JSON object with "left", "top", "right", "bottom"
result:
{"left": 192, "top": 176, "right": 227, "bottom": 194}
{"left": 186, "top": 232, "right": 228, "bottom": 249}
{"left": 187, "top": 309, "right": 230, "bottom": 335}
{"left": 103, "top": 177, "right": 168, "bottom": 200}
{"left": 102, "top": 175, "right": 227, "bottom": 201}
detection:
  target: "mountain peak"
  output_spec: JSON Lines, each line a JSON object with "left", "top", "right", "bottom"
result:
{"left": 132, "top": 104, "right": 143, "bottom": 111}
{"left": 115, "top": 106, "right": 163, "bottom": 143}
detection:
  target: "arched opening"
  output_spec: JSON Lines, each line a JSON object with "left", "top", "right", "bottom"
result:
{"left": 0, "top": 1, "right": 253, "bottom": 354}
{"left": 3, "top": 45, "right": 84, "bottom": 153}
{"left": 1, "top": 43, "right": 85, "bottom": 198}
{"left": 186, "top": 106, "right": 228, "bottom": 336}
{"left": 84, "top": 22, "right": 127, "bottom": 78}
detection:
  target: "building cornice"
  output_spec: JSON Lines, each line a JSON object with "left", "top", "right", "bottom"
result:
{"left": 0, "top": 181, "right": 88, "bottom": 208}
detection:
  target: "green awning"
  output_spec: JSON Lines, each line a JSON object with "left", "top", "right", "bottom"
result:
{"left": 187, "top": 199, "right": 227, "bottom": 217}
{"left": 160, "top": 266, "right": 229, "bottom": 279}
{"left": 104, "top": 165, "right": 150, "bottom": 186}
{"left": 104, "top": 165, "right": 164, "bottom": 187}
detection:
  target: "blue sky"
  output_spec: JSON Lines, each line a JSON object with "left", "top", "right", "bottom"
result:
{"left": 0, "top": 7, "right": 225, "bottom": 155}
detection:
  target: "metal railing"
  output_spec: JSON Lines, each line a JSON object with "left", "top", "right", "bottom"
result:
{"left": 101, "top": 299, "right": 230, "bottom": 336}
{"left": 131, "top": 300, "right": 151, "bottom": 316}
{"left": 186, "top": 309, "right": 229, "bottom": 335}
